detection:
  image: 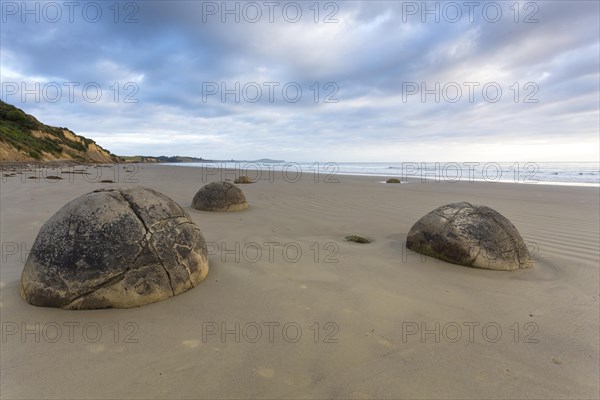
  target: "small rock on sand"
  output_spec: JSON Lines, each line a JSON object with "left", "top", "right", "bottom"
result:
{"left": 345, "top": 234, "right": 371, "bottom": 243}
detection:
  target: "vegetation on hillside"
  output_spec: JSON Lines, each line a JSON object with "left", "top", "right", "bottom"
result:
{"left": 0, "top": 101, "right": 118, "bottom": 161}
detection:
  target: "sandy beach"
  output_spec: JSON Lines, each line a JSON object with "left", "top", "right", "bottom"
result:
{"left": 0, "top": 164, "right": 598, "bottom": 399}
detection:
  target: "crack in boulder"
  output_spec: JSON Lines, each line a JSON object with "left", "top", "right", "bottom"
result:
{"left": 486, "top": 211, "right": 525, "bottom": 268}
{"left": 65, "top": 270, "right": 127, "bottom": 309}
{"left": 112, "top": 190, "right": 176, "bottom": 297}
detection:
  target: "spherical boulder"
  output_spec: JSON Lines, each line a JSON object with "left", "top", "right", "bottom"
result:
{"left": 192, "top": 181, "right": 248, "bottom": 212}
{"left": 20, "top": 186, "right": 209, "bottom": 309}
{"left": 406, "top": 202, "right": 532, "bottom": 270}
{"left": 386, "top": 178, "right": 401, "bottom": 184}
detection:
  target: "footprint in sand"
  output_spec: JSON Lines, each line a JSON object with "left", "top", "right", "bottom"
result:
{"left": 111, "top": 346, "right": 125, "bottom": 353}
{"left": 88, "top": 344, "right": 106, "bottom": 353}
{"left": 182, "top": 340, "right": 201, "bottom": 348}
{"left": 351, "top": 392, "right": 375, "bottom": 400}
{"left": 378, "top": 338, "right": 396, "bottom": 348}
{"left": 256, "top": 367, "right": 275, "bottom": 379}
{"left": 476, "top": 371, "right": 489, "bottom": 382}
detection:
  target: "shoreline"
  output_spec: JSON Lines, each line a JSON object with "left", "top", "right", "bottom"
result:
{"left": 3, "top": 160, "right": 598, "bottom": 187}
{"left": 161, "top": 162, "right": 600, "bottom": 188}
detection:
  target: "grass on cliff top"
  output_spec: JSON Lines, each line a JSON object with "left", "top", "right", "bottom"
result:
{"left": 0, "top": 101, "right": 116, "bottom": 160}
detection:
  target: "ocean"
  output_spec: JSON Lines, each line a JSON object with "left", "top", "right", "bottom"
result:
{"left": 164, "top": 161, "right": 600, "bottom": 187}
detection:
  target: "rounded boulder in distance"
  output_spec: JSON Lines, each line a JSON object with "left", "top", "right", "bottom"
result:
{"left": 192, "top": 181, "right": 248, "bottom": 212}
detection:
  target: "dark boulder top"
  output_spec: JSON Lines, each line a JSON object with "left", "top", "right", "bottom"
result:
{"left": 192, "top": 181, "right": 248, "bottom": 212}
{"left": 20, "top": 186, "right": 209, "bottom": 309}
{"left": 406, "top": 202, "right": 532, "bottom": 271}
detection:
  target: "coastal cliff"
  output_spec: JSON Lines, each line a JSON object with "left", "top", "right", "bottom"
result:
{"left": 0, "top": 101, "right": 119, "bottom": 163}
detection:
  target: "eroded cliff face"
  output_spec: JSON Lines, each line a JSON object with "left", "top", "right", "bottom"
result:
{"left": 0, "top": 101, "right": 119, "bottom": 163}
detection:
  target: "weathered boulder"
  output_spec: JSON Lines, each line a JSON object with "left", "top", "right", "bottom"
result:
{"left": 386, "top": 178, "right": 401, "bottom": 184}
{"left": 192, "top": 181, "right": 248, "bottom": 212}
{"left": 20, "top": 186, "right": 209, "bottom": 309}
{"left": 406, "top": 202, "right": 532, "bottom": 270}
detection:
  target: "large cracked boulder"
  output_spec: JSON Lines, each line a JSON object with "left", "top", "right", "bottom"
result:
{"left": 20, "top": 186, "right": 209, "bottom": 309}
{"left": 406, "top": 202, "right": 532, "bottom": 270}
{"left": 192, "top": 181, "right": 248, "bottom": 212}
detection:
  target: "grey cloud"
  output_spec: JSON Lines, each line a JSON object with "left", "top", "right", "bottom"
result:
{"left": 1, "top": 0, "right": 598, "bottom": 160}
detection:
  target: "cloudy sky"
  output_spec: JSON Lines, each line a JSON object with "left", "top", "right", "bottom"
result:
{"left": 1, "top": 1, "right": 598, "bottom": 161}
